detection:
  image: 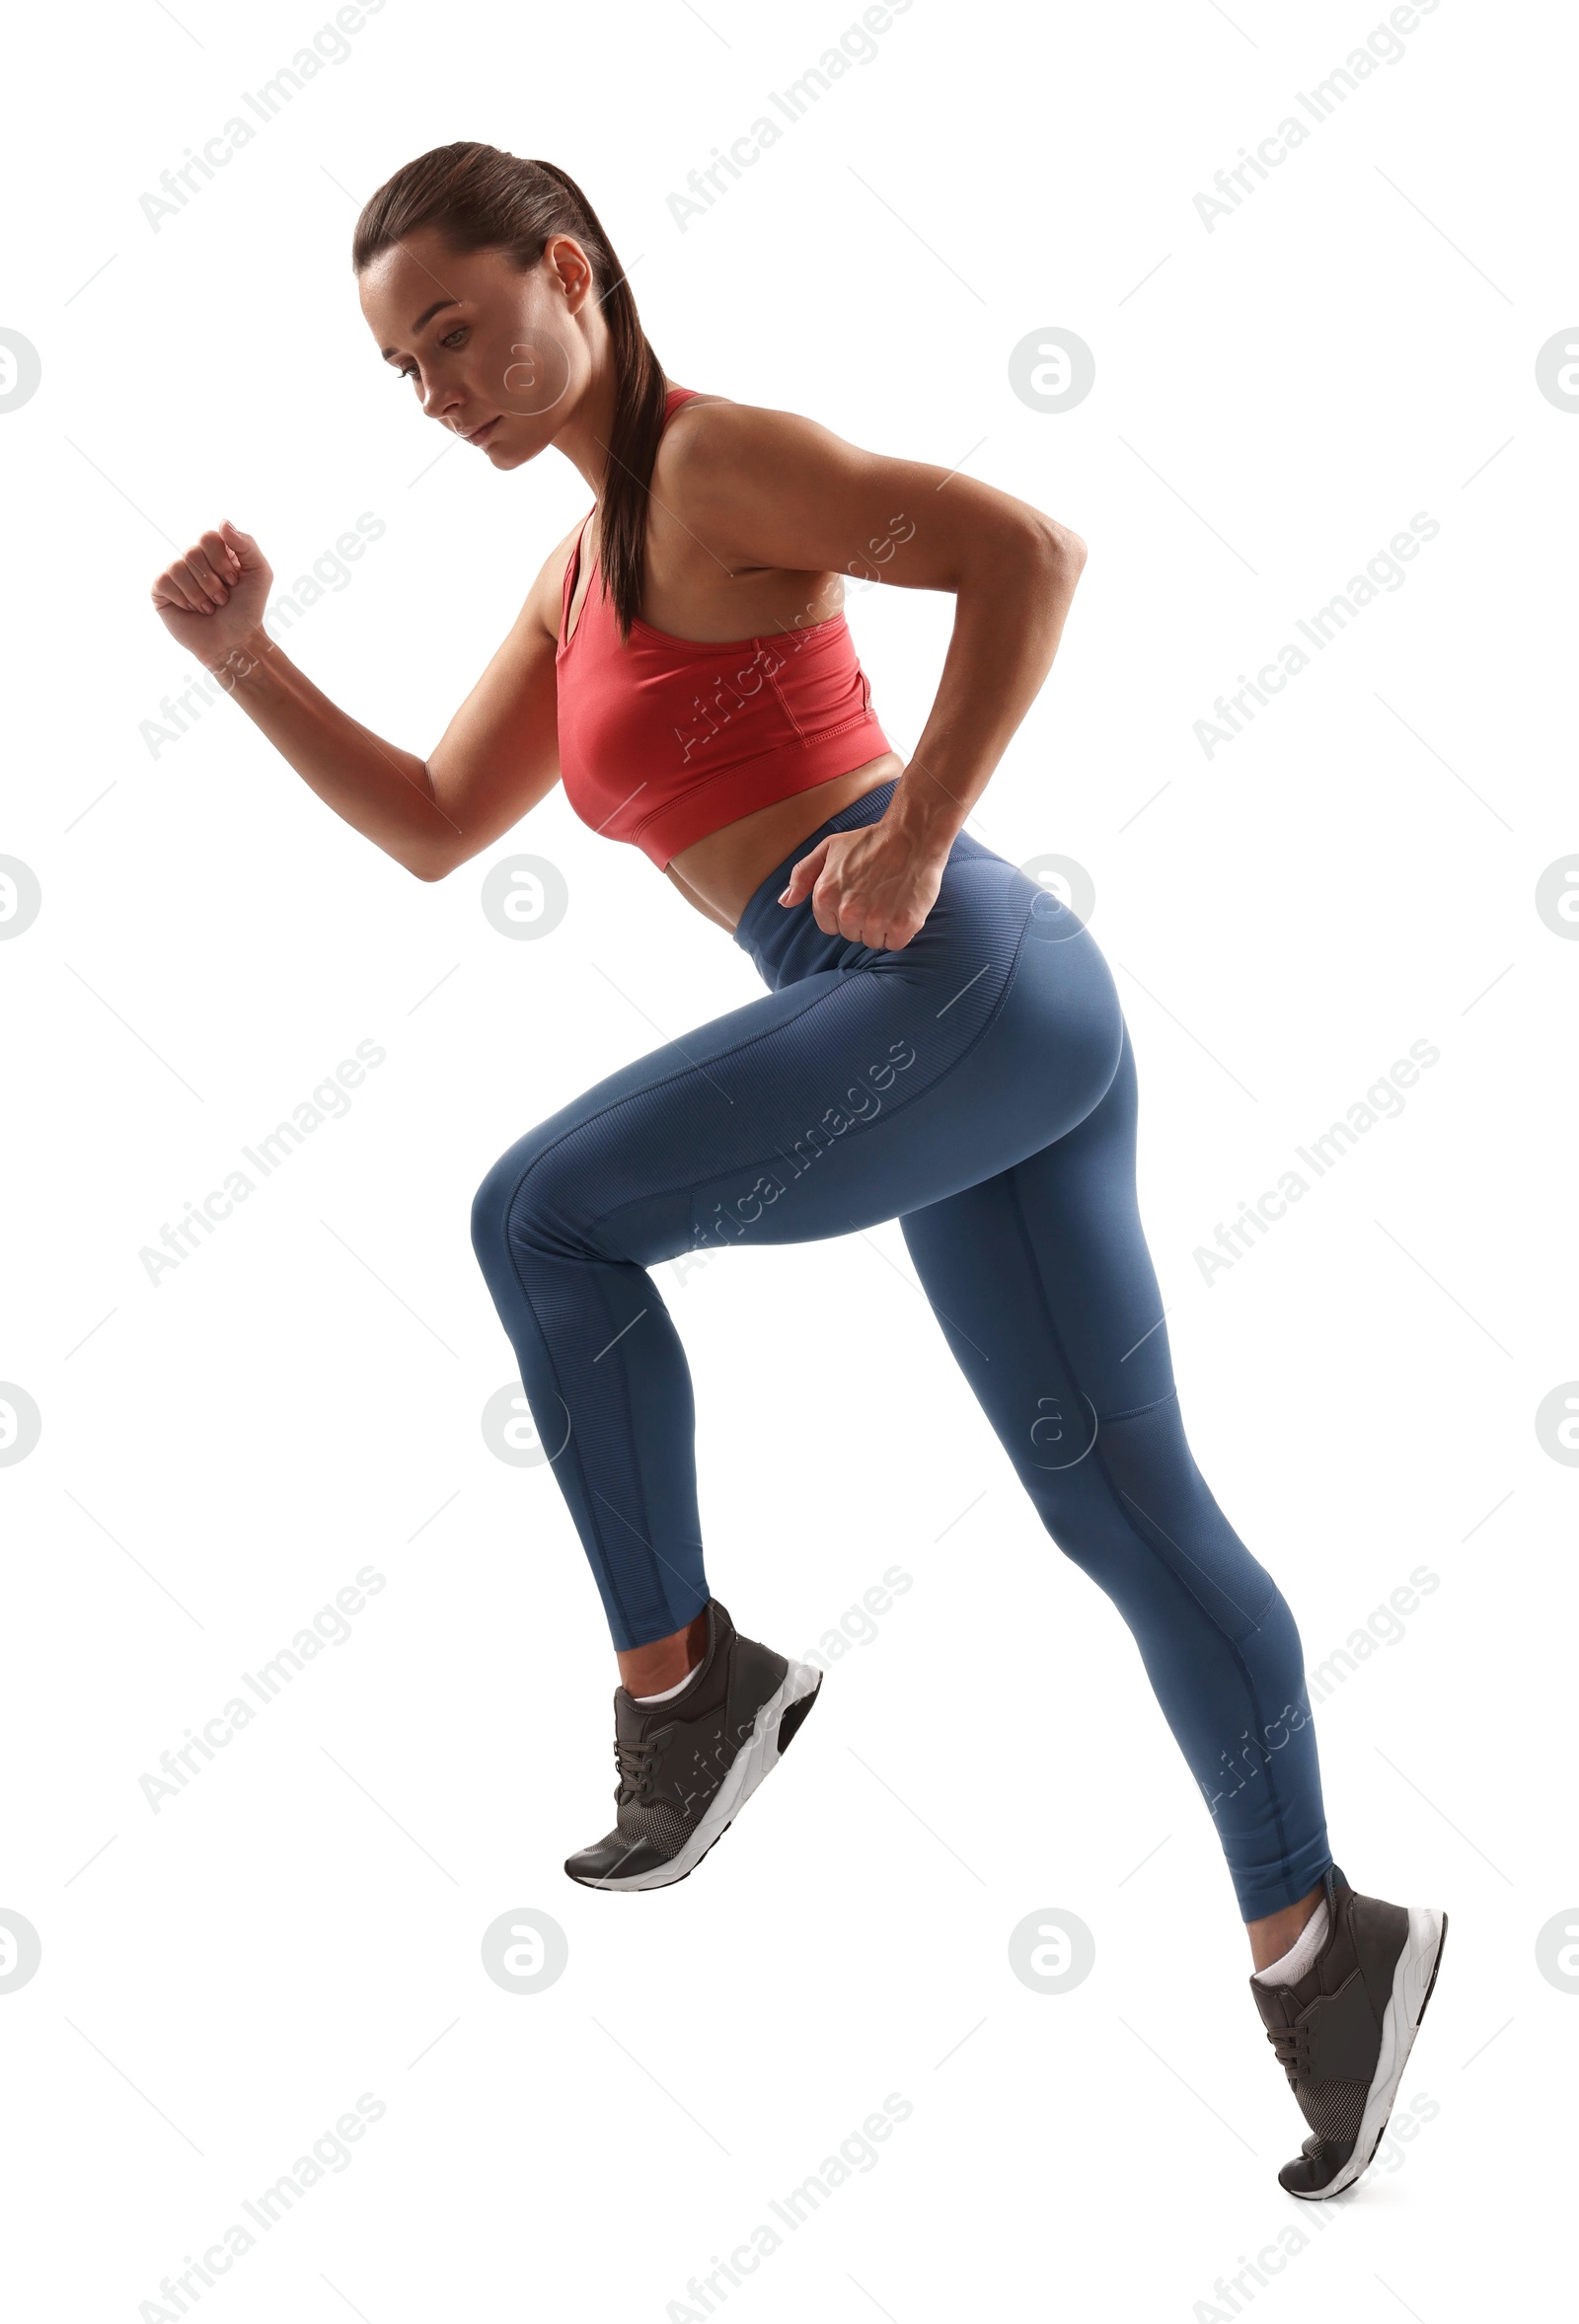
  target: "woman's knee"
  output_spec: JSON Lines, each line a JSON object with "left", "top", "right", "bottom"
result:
{"left": 471, "top": 1126, "right": 569, "bottom": 1268}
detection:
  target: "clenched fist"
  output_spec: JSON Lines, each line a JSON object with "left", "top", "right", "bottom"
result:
{"left": 150, "top": 520, "right": 273, "bottom": 676}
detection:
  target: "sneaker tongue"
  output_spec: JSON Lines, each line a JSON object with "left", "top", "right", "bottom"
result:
{"left": 614, "top": 1674, "right": 702, "bottom": 1742}
{"left": 614, "top": 1689, "right": 651, "bottom": 1745}
{"left": 1248, "top": 1976, "right": 1296, "bottom": 2030}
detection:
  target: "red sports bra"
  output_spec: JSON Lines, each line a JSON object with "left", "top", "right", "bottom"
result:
{"left": 555, "top": 387, "right": 892, "bottom": 870}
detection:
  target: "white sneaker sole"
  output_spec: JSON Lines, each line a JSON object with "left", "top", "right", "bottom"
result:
{"left": 1289, "top": 1904, "right": 1447, "bottom": 2201}
{"left": 576, "top": 1657, "right": 823, "bottom": 1893}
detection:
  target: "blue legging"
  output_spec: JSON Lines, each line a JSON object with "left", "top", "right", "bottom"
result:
{"left": 472, "top": 780, "right": 1331, "bottom": 1919}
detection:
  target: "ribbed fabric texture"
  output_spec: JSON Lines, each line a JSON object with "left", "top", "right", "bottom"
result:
{"left": 554, "top": 388, "right": 892, "bottom": 869}
{"left": 471, "top": 780, "right": 1331, "bottom": 1921}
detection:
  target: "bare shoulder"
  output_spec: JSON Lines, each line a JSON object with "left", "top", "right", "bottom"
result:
{"left": 656, "top": 388, "right": 1077, "bottom": 584}
{"left": 659, "top": 390, "right": 847, "bottom": 474}
{"left": 654, "top": 391, "right": 867, "bottom": 548}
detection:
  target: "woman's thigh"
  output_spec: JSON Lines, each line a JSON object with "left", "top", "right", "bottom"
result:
{"left": 479, "top": 849, "right": 1126, "bottom": 1269}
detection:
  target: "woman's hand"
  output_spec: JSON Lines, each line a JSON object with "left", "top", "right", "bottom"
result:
{"left": 150, "top": 520, "right": 273, "bottom": 675}
{"left": 778, "top": 808, "right": 945, "bottom": 951}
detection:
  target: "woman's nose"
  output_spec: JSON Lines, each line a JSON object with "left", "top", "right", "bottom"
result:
{"left": 421, "top": 372, "right": 462, "bottom": 421}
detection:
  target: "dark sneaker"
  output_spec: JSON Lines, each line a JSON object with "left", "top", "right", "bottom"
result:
{"left": 564, "top": 1600, "right": 821, "bottom": 1892}
{"left": 1249, "top": 1861, "right": 1448, "bottom": 2199}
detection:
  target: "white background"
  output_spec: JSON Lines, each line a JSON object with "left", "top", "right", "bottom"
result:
{"left": 2, "top": 0, "right": 1572, "bottom": 2316}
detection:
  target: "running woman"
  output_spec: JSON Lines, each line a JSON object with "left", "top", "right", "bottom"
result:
{"left": 148, "top": 143, "right": 1446, "bottom": 2199}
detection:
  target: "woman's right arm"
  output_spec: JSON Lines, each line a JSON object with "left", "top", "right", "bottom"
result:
{"left": 149, "top": 517, "right": 570, "bottom": 881}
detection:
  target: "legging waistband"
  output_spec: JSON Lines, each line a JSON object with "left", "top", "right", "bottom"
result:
{"left": 733, "top": 777, "right": 997, "bottom": 990}
{"left": 729, "top": 776, "right": 902, "bottom": 985}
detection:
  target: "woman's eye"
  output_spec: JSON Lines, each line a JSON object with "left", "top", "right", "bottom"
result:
{"left": 391, "top": 325, "right": 465, "bottom": 382}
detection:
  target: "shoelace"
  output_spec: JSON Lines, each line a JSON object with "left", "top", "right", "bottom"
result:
{"left": 615, "top": 1737, "right": 659, "bottom": 1804}
{"left": 1266, "top": 2022, "right": 1312, "bottom": 2077}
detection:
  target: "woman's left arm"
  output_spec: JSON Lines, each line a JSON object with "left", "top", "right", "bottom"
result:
{"left": 664, "top": 402, "right": 1087, "bottom": 948}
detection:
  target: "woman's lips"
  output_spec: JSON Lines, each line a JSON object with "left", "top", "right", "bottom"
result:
{"left": 466, "top": 417, "right": 500, "bottom": 447}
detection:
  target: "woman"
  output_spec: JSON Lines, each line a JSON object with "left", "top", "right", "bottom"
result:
{"left": 149, "top": 142, "right": 1445, "bottom": 2198}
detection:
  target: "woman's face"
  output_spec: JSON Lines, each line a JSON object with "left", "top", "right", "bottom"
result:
{"left": 358, "top": 224, "right": 588, "bottom": 466}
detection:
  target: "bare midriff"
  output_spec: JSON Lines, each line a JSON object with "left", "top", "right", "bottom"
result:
{"left": 662, "top": 751, "right": 906, "bottom": 933}
{"left": 561, "top": 387, "right": 907, "bottom": 935}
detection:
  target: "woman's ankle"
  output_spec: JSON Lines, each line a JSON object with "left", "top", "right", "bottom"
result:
{"left": 618, "top": 1607, "right": 709, "bottom": 1698}
{"left": 1246, "top": 1880, "right": 1325, "bottom": 1974}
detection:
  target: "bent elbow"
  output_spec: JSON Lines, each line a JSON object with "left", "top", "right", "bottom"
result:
{"left": 1034, "top": 515, "right": 1088, "bottom": 577}
{"left": 402, "top": 766, "right": 459, "bottom": 880}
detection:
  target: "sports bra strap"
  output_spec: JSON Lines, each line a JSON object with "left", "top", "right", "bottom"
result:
{"left": 562, "top": 389, "right": 696, "bottom": 645}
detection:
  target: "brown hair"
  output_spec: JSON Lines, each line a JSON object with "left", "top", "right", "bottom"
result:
{"left": 352, "top": 142, "right": 664, "bottom": 639}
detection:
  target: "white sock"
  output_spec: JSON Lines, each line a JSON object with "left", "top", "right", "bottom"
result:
{"left": 1256, "top": 1894, "right": 1330, "bottom": 1987}
{"left": 632, "top": 1664, "right": 700, "bottom": 1705}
